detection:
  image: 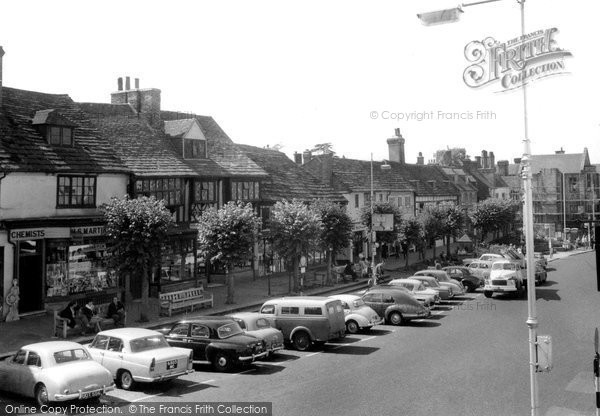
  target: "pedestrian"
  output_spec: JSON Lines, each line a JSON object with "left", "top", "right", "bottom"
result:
{"left": 78, "top": 301, "right": 96, "bottom": 335}
{"left": 401, "top": 242, "right": 408, "bottom": 260}
{"left": 107, "top": 296, "right": 126, "bottom": 327}
{"left": 435, "top": 261, "right": 442, "bottom": 270}
{"left": 59, "top": 301, "right": 80, "bottom": 328}
{"left": 359, "top": 257, "right": 369, "bottom": 278}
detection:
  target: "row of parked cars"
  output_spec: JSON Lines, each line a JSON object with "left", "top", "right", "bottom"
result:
{"left": 1, "top": 256, "right": 538, "bottom": 406}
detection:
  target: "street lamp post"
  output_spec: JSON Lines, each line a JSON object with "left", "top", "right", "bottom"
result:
{"left": 370, "top": 153, "right": 376, "bottom": 285}
{"left": 418, "top": 1, "right": 540, "bottom": 414}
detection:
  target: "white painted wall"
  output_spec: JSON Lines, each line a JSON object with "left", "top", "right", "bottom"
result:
{"left": 0, "top": 172, "right": 128, "bottom": 219}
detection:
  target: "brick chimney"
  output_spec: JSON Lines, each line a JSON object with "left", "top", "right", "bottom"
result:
{"left": 514, "top": 157, "right": 521, "bottom": 164}
{"left": 302, "top": 150, "right": 312, "bottom": 164}
{"left": 321, "top": 152, "right": 334, "bottom": 186}
{"left": 497, "top": 160, "right": 509, "bottom": 176}
{"left": 417, "top": 152, "right": 424, "bottom": 165}
{"left": 475, "top": 156, "right": 482, "bottom": 167}
{"left": 387, "top": 128, "right": 405, "bottom": 164}
{"left": 481, "top": 150, "right": 488, "bottom": 169}
{"left": 293, "top": 152, "right": 302, "bottom": 165}
{"left": 489, "top": 152, "right": 495, "bottom": 171}
{"left": 0, "top": 46, "right": 5, "bottom": 109}
{"left": 555, "top": 147, "right": 565, "bottom": 154}
{"left": 111, "top": 76, "right": 162, "bottom": 129}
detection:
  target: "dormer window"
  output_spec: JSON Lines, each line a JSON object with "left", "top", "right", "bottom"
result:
{"left": 32, "top": 109, "right": 77, "bottom": 147}
{"left": 164, "top": 118, "right": 208, "bottom": 160}
{"left": 184, "top": 138, "right": 207, "bottom": 159}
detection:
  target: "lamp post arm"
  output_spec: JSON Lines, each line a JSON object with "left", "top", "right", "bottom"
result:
{"left": 462, "top": 0, "right": 502, "bottom": 7}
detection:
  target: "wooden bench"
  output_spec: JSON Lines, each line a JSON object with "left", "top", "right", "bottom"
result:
{"left": 159, "top": 287, "right": 214, "bottom": 317}
{"left": 53, "top": 302, "right": 127, "bottom": 339}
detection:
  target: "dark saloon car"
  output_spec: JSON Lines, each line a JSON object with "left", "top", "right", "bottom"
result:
{"left": 361, "top": 287, "right": 430, "bottom": 325}
{"left": 442, "top": 266, "right": 484, "bottom": 292}
{"left": 159, "top": 317, "right": 267, "bottom": 372}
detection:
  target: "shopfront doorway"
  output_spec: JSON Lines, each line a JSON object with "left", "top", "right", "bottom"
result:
{"left": 18, "top": 240, "right": 44, "bottom": 313}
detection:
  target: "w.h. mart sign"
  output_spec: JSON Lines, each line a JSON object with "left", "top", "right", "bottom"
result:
{"left": 463, "top": 27, "right": 572, "bottom": 91}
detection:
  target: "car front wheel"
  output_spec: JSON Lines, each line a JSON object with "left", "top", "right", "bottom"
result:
{"left": 35, "top": 383, "right": 49, "bottom": 407}
{"left": 213, "top": 352, "right": 234, "bottom": 372}
{"left": 346, "top": 320, "right": 360, "bottom": 334}
{"left": 484, "top": 291, "right": 493, "bottom": 298}
{"left": 118, "top": 370, "right": 134, "bottom": 390}
{"left": 388, "top": 311, "right": 403, "bottom": 326}
{"left": 292, "top": 331, "right": 311, "bottom": 351}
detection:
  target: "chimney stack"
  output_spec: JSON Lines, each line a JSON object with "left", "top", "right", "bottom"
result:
{"left": 387, "top": 128, "right": 405, "bottom": 164}
{"left": 417, "top": 152, "right": 424, "bottom": 165}
{"left": 555, "top": 147, "right": 565, "bottom": 154}
{"left": 293, "top": 152, "right": 302, "bottom": 165}
{"left": 117, "top": 77, "right": 123, "bottom": 91}
{"left": 475, "top": 156, "right": 482, "bottom": 167}
{"left": 302, "top": 150, "right": 312, "bottom": 164}
{"left": 497, "top": 160, "right": 509, "bottom": 176}
{"left": 111, "top": 76, "right": 162, "bottom": 129}
{"left": 0, "top": 46, "right": 5, "bottom": 109}
{"left": 481, "top": 150, "right": 488, "bottom": 169}
{"left": 135, "top": 78, "right": 140, "bottom": 89}
{"left": 514, "top": 157, "right": 522, "bottom": 164}
{"left": 489, "top": 152, "right": 495, "bottom": 171}
{"left": 321, "top": 152, "right": 334, "bottom": 186}
{"left": 125, "top": 76, "right": 131, "bottom": 90}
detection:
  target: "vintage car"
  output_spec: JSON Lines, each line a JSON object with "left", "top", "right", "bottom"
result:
{"left": 387, "top": 278, "right": 440, "bottom": 306}
{"left": 0, "top": 341, "right": 114, "bottom": 406}
{"left": 160, "top": 317, "right": 268, "bottom": 371}
{"left": 361, "top": 287, "right": 431, "bottom": 325}
{"left": 442, "top": 266, "right": 484, "bottom": 292}
{"left": 535, "top": 263, "right": 548, "bottom": 285}
{"left": 466, "top": 260, "right": 492, "bottom": 280}
{"left": 483, "top": 259, "right": 526, "bottom": 298}
{"left": 328, "top": 294, "right": 383, "bottom": 334}
{"left": 409, "top": 275, "right": 454, "bottom": 300}
{"left": 462, "top": 253, "right": 505, "bottom": 266}
{"left": 534, "top": 252, "right": 548, "bottom": 269}
{"left": 87, "top": 328, "right": 194, "bottom": 390}
{"left": 259, "top": 297, "right": 346, "bottom": 351}
{"left": 414, "top": 270, "right": 465, "bottom": 296}
{"left": 226, "top": 312, "right": 284, "bottom": 357}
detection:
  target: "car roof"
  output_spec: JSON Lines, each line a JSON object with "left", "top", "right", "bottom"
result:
{"left": 97, "top": 328, "right": 161, "bottom": 339}
{"left": 177, "top": 316, "right": 239, "bottom": 327}
{"left": 262, "top": 296, "right": 339, "bottom": 306}
{"left": 227, "top": 312, "right": 262, "bottom": 320}
{"left": 21, "top": 341, "right": 84, "bottom": 352}
{"left": 390, "top": 278, "right": 422, "bottom": 285}
{"left": 415, "top": 269, "right": 447, "bottom": 276}
{"left": 328, "top": 294, "right": 360, "bottom": 302}
{"left": 409, "top": 275, "right": 437, "bottom": 282}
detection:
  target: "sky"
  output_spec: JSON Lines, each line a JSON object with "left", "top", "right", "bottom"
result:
{"left": 1, "top": 0, "right": 598, "bottom": 166}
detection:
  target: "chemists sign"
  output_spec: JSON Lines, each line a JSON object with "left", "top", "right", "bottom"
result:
{"left": 463, "top": 28, "right": 572, "bottom": 91}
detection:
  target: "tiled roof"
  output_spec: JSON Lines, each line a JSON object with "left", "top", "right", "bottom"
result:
{"left": 164, "top": 119, "right": 196, "bottom": 138}
{"left": 530, "top": 152, "right": 590, "bottom": 174}
{"left": 0, "top": 87, "right": 127, "bottom": 173}
{"left": 310, "top": 156, "right": 459, "bottom": 198}
{"left": 161, "top": 111, "right": 267, "bottom": 178}
{"left": 237, "top": 144, "right": 346, "bottom": 203}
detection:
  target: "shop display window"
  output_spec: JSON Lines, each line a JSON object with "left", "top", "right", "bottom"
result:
{"left": 159, "top": 238, "right": 195, "bottom": 283}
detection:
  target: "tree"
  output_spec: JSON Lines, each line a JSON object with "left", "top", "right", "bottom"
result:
{"left": 419, "top": 206, "right": 446, "bottom": 262}
{"left": 102, "top": 196, "right": 174, "bottom": 322}
{"left": 196, "top": 201, "right": 262, "bottom": 304}
{"left": 268, "top": 200, "right": 322, "bottom": 292}
{"left": 312, "top": 200, "right": 354, "bottom": 285}
{"left": 360, "top": 202, "right": 403, "bottom": 262}
{"left": 399, "top": 216, "right": 423, "bottom": 269}
{"left": 469, "top": 198, "right": 520, "bottom": 243}
{"left": 441, "top": 206, "right": 465, "bottom": 256}
{"left": 311, "top": 143, "right": 335, "bottom": 155}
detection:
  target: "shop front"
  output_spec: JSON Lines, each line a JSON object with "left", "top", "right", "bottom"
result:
{"left": 3, "top": 220, "right": 122, "bottom": 316}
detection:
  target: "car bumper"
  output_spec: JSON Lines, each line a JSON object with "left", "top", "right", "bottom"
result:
{"left": 54, "top": 384, "right": 115, "bottom": 401}
{"left": 484, "top": 285, "right": 517, "bottom": 292}
{"left": 267, "top": 344, "right": 284, "bottom": 354}
{"left": 135, "top": 369, "right": 194, "bottom": 383}
{"left": 404, "top": 309, "right": 432, "bottom": 319}
{"left": 238, "top": 351, "right": 269, "bottom": 362}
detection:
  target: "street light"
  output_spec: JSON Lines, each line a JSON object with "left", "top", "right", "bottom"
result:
{"left": 418, "top": 1, "right": 541, "bottom": 415}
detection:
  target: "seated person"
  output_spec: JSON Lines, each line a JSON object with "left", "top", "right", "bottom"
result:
{"left": 78, "top": 301, "right": 96, "bottom": 335}
{"left": 59, "top": 301, "right": 80, "bottom": 328}
{"left": 343, "top": 262, "right": 358, "bottom": 281}
{"left": 107, "top": 296, "right": 126, "bottom": 327}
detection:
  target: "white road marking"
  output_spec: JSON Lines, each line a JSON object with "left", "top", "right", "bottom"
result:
{"left": 131, "top": 393, "right": 163, "bottom": 402}
{"left": 361, "top": 336, "right": 376, "bottom": 342}
{"left": 306, "top": 352, "right": 320, "bottom": 357}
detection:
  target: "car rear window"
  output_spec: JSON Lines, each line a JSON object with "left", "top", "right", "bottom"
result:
{"left": 217, "top": 323, "right": 244, "bottom": 339}
{"left": 304, "top": 307, "right": 322, "bottom": 315}
{"left": 130, "top": 335, "right": 170, "bottom": 353}
{"left": 53, "top": 348, "right": 90, "bottom": 364}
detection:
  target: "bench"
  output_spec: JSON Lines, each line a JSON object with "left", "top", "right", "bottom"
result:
{"left": 159, "top": 287, "right": 214, "bottom": 317}
{"left": 53, "top": 303, "right": 126, "bottom": 339}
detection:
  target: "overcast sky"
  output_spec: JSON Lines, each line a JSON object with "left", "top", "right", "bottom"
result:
{"left": 1, "top": 0, "right": 597, "bottom": 165}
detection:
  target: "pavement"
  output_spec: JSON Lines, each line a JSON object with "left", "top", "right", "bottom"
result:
{"left": 0, "top": 245, "right": 591, "bottom": 359}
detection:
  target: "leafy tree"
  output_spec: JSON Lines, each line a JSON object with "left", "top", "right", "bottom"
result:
{"left": 419, "top": 206, "right": 446, "bottom": 261}
{"left": 196, "top": 201, "right": 262, "bottom": 304}
{"left": 360, "top": 202, "right": 402, "bottom": 262}
{"left": 268, "top": 199, "right": 322, "bottom": 292}
{"left": 311, "top": 143, "right": 335, "bottom": 155}
{"left": 312, "top": 200, "right": 354, "bottom": 284}
{"left": 102, "top": 196, "right": 174, "bottom": 322}
{"left": 441, "top": 206, "right": 465, "bottom": 256}
{"left": 469, "top": 198, "right": 521, "bottom": 243}
{"left": 399, "top": 216, "right": 423, "bottom": 269}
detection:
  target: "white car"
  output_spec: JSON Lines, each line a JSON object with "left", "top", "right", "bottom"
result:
{"left": 414, "top": 270, "right": 466, "bottom": 296}
{"left": 87, "top": 328, "right": 193, "bottom": 390}
{"left": 388, "top": 278, "right": 440, "bottom": 306}
{"left": 328, "top": 294, "right": 383, "bottom": 334}
{"left": 0, "top": 341, "right": 114, "bottom": 406}
{"left": 484, "top": 260, "right": 525, "bottom": 298}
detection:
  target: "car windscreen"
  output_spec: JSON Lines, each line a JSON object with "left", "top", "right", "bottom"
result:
{"left": 492, "top": 263, "right": 516, "bottom": 270}
{"left": 254, "top": 318, "right": 271, "bottom": 329}
{"left": 53, "top": 348, "right": 91, "bottom": 364}
{"left": 130, "top": 335, "right": 170, "bottom": 352}
{"left": 217, "top": 323, "right": 244, "bottom": 339}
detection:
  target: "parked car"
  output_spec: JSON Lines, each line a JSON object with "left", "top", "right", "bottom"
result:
{"left": 467, "top": 260, "right": 493, "bottom": 280}
{"left": 361, "top": 287, "right": 431, "bottom": 325}
{"left": 160, "top": 317, "right": 268, "bottom": 371}
{"left": 483, "top": 259, "right": 525, "bottom": 298}
{"left": 410, "top": 275, "right": 454, "bottom": 300}
{"left": 387, "top": 278, "right": 440, "bottom": 307}
{"left": 87, "top": 328, "right": 194, "bottom": 389}
{"left": 226, "top": 313, "right": 284, "bottom": 357}
{"left": 0, "top": 341, "right": 114, "bottom": 406}
{"left": 442, "top": 266, "right": 484, "bottom": 292}
{"left": 534, "top": 252, "right": 548, "bottom": 269}
{"left": 534, "top": 264, "right": 548, "bottom": 285}
{"left": 414, "top": 270, "right": 465, "bottom": 296}
{"left": 462, "top": 253, "right": 505, "bottom": 265}
{"left": 259, "top": 297, "right": 346, "bottom": 351}
{"left": 328, "top": 294, "right": 383, "bottom": 334}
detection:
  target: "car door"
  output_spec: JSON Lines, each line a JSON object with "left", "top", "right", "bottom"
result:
{"left": 5, "top": 350, "right": 27, "bottom": 395}
{"left": 166, "top": 323, "right": 191, "bottom": 349}
{"left": 189, "top": 324, "right": 211, "bottom": 361}
{"left": 362, "top": 292, "right": 384, "bottom": 316}
{"left": 88, "top": 335, "right": 111, "bottom": 374}
{"left": 102, "top": 337, "right": 125, "bottom": 375}
{"left": 21, "top": 351, "right": 42, "bottom": 396}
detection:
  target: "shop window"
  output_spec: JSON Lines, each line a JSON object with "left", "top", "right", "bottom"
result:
{"left": 57, "top": 176, "right": 96, "bottom": 208}
{"left": 159, "top": 238, "right": 195, "bottom": 283}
